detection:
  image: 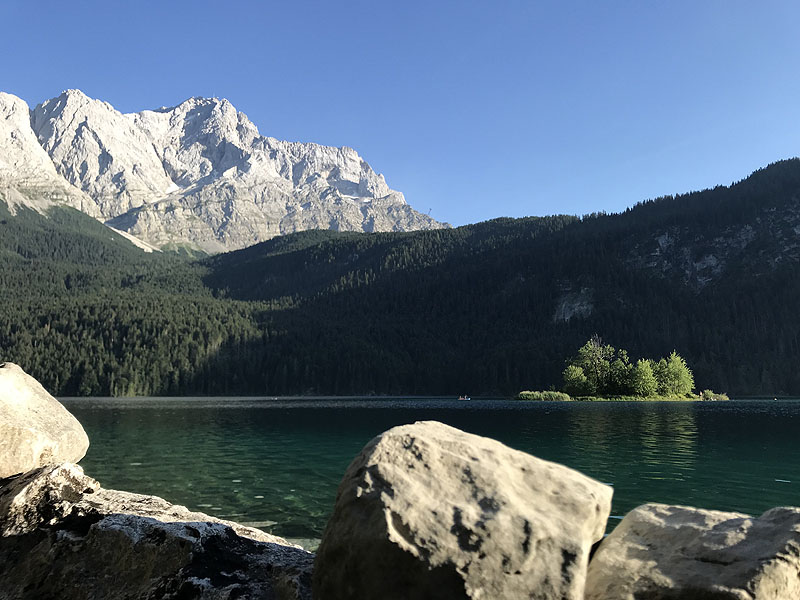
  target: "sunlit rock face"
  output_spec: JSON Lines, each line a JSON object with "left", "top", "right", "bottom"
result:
{"left": 313, "top": 420, "right": 613, "bottom": 600}
{"left": 0, "top": 93, "right": 98, "bottom": 216}
{"left": 10, "top": 89, "right": 446, "bottom": 253}
{"left": 0, "top": 362, "right": 89, "bottom": 478}
{"left": 585, "top": 503, "right": 800, "bottom": 600}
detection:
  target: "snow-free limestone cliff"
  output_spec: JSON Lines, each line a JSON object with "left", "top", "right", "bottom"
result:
{"left": 1, "top": 89, "right": 446, "bottom": 253}
{"left": 0, "top": 92, "right": 98, "bottom": 217}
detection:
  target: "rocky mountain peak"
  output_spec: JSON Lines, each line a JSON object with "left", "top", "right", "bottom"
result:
{"left": 1, "top": 89, "right": 447, "bottom": 253}
{"left": 0, "top": 92, "right": 98, "bottom": 216}
{"left": 131, "top": 95, "right": 261, "bottom": 188}
{"left": 31, "top": 90, "right": 173, "bottom": 217}
{"left": 0, "top": 92, "right": 53, "bottom": 177}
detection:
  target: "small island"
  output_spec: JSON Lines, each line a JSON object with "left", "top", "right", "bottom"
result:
{"left": 517, "top": 336, "right": 729, "bottom": 401}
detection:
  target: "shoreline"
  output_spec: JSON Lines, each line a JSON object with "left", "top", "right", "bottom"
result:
{"left": 514, "top": 390, "right": 731, "bottom": 402}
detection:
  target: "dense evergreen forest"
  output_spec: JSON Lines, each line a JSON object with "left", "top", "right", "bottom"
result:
{"left": 2, "top": 158, "right": 800, "bottom": 396}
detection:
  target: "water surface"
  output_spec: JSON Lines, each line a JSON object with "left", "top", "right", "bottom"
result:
{"left": 64, "top": 398, "right": 800, "bottom": 542}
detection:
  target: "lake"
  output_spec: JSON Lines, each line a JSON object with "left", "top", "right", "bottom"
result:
{"left": 63, "top": 397, "right": 800, "bottom": 546}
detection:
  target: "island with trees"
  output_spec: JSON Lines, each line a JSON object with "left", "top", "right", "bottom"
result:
{"left": 517, "top": 336, "right": 729, "bottom": 401}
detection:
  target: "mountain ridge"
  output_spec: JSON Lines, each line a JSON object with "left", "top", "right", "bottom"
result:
{"left": 1, "top": 143, "right": 799, "bottom": 395}
{"left": 1, "top": 89, "right": 446, "bottom": 252}
{"left": 0, "top": 92, "right": 98, "bottom": 217}
{"left": 193, "top": 158, "right": 800, "bottom": 395}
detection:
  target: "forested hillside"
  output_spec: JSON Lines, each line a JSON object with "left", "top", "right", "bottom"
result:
{"left": 2, "top": 159, "right": 800, "bottom": 396}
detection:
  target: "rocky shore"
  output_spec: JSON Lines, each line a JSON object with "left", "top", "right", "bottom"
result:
{"left": 1, "top": 361, "right": 799, "bottom": 599}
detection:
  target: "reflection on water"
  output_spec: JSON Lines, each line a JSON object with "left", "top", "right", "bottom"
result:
{"left": 64, "top": 398, "right": 800, "bottom": 540}
{"left": 564, "top": 403, "right": 700, "bottom": 522}
{"left": 568, "top": 402, "right": 697, "bottom": 478}
{"left": 638, "top": 405, "right": 697, "bottom": 469}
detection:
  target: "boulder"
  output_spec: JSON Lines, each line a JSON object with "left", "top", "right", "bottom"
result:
{"left": 585, "top": 503, "right": 800, "bottom": 599}
{"left": 313, "top": 420, "right": 613, "bottom": 600}
{"left": 0, "top": 463, "right": 314, "bottom": 599}
{"left": 0, "top": 361, "right": 89, "bottom": 477}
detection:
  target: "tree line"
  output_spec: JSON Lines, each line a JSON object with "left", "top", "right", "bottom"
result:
{"left": 562, "top": 336, "right": 694, "bottom": 398}
{"left": 2, "top": 159, "right": 800, "bottom": 396}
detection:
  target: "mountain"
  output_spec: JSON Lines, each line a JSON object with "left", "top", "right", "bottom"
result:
{"left": 1, "top": 89, "right": 445, "bottom": 252}
{"left": 0, "top": 93, "right": 98, "bottom": 217}
{"left": 1, "top": 159, "right": 799, "bottom": 397}
{"left": 198, "top": 159, "right": 800, "bottom": 396}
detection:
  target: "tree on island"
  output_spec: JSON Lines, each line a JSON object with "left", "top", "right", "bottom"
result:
{"left": 657, "top": 352, "right": 695, "bottom": 396}
{"left": 562, "top": 337, "right": 694, "bottom": 398}
{"left": 562, "top": 335, "right": 616, "bottom": 395}
{"left": 629, "top": 359, "right": 658, "bottom": 397}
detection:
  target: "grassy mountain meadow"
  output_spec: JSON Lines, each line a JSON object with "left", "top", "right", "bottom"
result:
{"left": 2, "top": 159, "right": 800, "bottom": 397}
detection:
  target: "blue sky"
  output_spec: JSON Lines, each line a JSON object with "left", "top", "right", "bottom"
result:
{"left": 3, "top": 0, "right": 799, "bottom": 226}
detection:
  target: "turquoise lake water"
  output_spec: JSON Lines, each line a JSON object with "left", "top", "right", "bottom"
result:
{"left": 63, "top": 398, "right": 800, "bottom": 543}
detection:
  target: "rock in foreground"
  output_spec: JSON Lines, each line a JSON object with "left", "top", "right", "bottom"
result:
{"left": 585, "top": 503, "right": 800, "bottom": 600}
{"left": 0, "top": 361, "right": 89, "bottom": 478}
{"left": 313, "top": 420, "right": 613, "bottom": 600}
{"left": 0, "top": 463, "right": 313, "bottom": 600}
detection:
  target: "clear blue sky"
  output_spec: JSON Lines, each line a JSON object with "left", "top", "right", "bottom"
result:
{"left": 3, "top": 0, "right": 799, "bottom": 226}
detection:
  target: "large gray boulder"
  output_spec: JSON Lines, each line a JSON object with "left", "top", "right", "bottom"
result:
{"left": 585, "top": 503, "right": 800, "bottom": 599}
{"left": 0, "top": 462, "right": 313, "bottom": 599}
{"left": 313, "top": 420, "right": 613, "bottom": 600}
{"left": 0, "top": 361, "right": 89, "bottom": 478}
